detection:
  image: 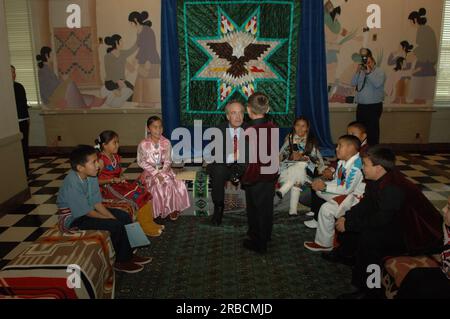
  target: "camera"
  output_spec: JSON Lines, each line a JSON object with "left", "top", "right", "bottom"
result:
{"left": 359, "top": 48, "right": 373, "bottom": 70}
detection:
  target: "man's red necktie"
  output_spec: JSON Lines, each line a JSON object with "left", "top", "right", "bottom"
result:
{"left": 233, "top": 129, "right": 238, "bottom": 162}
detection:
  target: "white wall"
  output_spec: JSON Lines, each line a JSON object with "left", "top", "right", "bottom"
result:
{"left": 0, "top": 2, "right": 19, "bottom": 139}
{"left": 429, "top": 107, "right": 450, "bottom": 143}
{"left": 0, "top": 1, "right": 28, "bottom": 204}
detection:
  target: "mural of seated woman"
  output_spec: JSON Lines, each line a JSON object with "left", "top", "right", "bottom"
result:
{"left": 128, "top": 11, "right": 161, "bottom": 107}
{"left": 36, "top": 46, "right": 106, "bottom": 108}
{"left": 101, "top": 34, "right": 137, "bottom": 107}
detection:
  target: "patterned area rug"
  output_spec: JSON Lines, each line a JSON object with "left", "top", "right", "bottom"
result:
{"left": 115, "top": 210, "right": 353, "bottom": 299}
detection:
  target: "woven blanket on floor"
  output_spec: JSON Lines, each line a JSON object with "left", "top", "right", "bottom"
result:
{"left": 382, "top": 255, "right": 441, "bottom": 299}
{"left": 0, "top": 229, "right": 115, "bottom": 299}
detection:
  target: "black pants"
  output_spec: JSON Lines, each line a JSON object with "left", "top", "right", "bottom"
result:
{"left": 356, "top": 102, "right": 383, "bottom": 145}
{"left": 352, "top": 229, "right": 406, "bottom": 291}
{"left": 335, "top": 231, "right": 359, "bottom": 259}
{"left": 244, "top": 181, "right": 276, "bottom": 248}
{"left": 19, "top": 120, "right": 29, "bottom": 175}
{"left": 71, "top": 208, "right": 133, "bottom": 263}
{"left": 299, "top": 187, "right": 312, "bottom": 207}
{"left": 207, "top": 164, "right": 232, "bottom": 203}
{"left": 396, "top": 267, "right": 450, "bottom": 299}
{"left": 207, "top": 163, "right": 245, "bottom": 203}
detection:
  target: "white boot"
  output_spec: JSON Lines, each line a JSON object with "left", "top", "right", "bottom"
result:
{"left": 278, "top": 180, "right": 294, "bottom": 198}
{"left": 289, "top": 186, "right": 301, "bottom": 216}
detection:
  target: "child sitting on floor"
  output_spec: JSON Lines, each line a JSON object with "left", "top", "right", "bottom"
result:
{"left": 276, "top": 116, "right": 325, "bottom": 216}
{"left": 57, "top": 145, "right": 151, "bottom": 273}
{"left": 321, "top": 121, "right": 368, "bottom": 181}
{"left": 95, "top": 130, "right": 163, "bottom": 237}
{"left": 137, "top": 116, "right": 190, "bottom": 221}
{"left": 304, "top": 135, "right": 365, "bottom": 252}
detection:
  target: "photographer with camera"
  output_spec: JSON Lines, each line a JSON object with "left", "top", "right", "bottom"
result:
{"left": 351, "top": 48, "right": 386, "bottom": 146}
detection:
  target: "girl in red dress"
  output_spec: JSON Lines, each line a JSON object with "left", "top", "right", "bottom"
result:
{"left": 95, "top": 130, "right": 163, "bottom": 237}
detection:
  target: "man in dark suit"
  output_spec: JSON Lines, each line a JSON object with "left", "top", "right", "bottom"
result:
{"left": 11, "top": 65, "right": 30, "bottom": 176}
{"left": 206, "top": 101, "right": 247, "bottom": 226}
{"left": 334, "top": 146, "right": 442, "bottom": 299}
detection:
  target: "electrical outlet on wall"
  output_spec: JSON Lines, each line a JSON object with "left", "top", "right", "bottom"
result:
{"left": 415, "top": 133, "right": 423, "bottom": 143}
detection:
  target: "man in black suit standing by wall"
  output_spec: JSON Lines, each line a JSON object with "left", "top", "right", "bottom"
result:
{"left": 207, "top": 101, "right": 247, "bottom": 226}
{"left": 11, "top": 65, "right": 30, "bottom": 176}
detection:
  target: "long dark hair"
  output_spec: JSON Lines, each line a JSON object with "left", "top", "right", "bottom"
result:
{"left": 94, "top": 130, "right": 119, "bottom": 151}
{"left": 36, "top": 46, "right": 52, "bottom": 69}
{"left": 408, "top": 8, "right": 427, "bottom": 25}
{"left": 400, "top": 40, "right": 414, "bottom": 55}
{"left": 287, "top": 117, "right": 318, "bottom": 158}
{"left": 128, "top": 11, "right": 152, "bottom": 27}
{"left": 146, "top": 116, "right": 162, "bottom": 128}
{"left": 105, "top": 34, "right": 122, "bottom": 54}
{"left": 330, "top": 6, "right": 341, "bottom": 21}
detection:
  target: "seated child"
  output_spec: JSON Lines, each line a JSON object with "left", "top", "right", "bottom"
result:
{"left": 347, "top": 121, "right": 369, "bottom": 154}
{"left": 276, "top": 116, "right": 325, "bottom": 216}
{"left": 95, "top": 130, "right": 163, "bottom": 237}
{"left": 322, "top": 121, "right": 368, "bottom": 181}
{"left": 57, "top": 145, "right": 151, "bottom": 273}
{"left": 304, "top": 135, "right": 365, "bottom": 251}
{"left": 137, "top": 116, "right": 190, "bottom": 221}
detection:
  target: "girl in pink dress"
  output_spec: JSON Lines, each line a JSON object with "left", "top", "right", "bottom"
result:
{"left": 138, "top": 116, "right": 190, "bottom": 220}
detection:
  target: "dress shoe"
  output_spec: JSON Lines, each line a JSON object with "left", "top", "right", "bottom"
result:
{"left": 304, "top": 241, "right": 333, "bottom": 252}
{"left": 211, "top": 202, "right": 224, "bottom": 226}
{"left": 243, "top": 239, "right": 267, "bottom": 254}
{"left": 169, "top": 211, "right": 180, "bottom": 221}
{"left": 304, "top": 219, "right": 318, "bottom": 229}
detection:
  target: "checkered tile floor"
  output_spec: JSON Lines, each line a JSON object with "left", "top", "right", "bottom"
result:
{"left": 0, "top": 153, "right": 449, "bottom": 270}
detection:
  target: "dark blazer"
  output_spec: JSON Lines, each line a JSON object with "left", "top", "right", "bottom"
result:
{"left": 13, "top": 81, "right": 30, "bottom": 120}
{"left": 241, "top": 118, "right": 279, "bottom": 185}
{"left": 345, "top": 170, "right": 443, "bottom": 255}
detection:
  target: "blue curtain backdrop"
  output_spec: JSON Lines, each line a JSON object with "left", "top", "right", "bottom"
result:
{"left": 296, "top": 0, "right": 335, "bottom": 156}
{"left": 161, "top": 0, "right": 335, "bottom": 158}
{"left": 161, "top": 0, "right": 180, "bottom": 139}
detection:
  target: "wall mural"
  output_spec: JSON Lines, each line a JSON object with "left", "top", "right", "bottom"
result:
{"left": 37, "top": 0, "right": 161, "bottom": 110}
{"left": 324, "top": 0, "right": 443, "bottom": 108}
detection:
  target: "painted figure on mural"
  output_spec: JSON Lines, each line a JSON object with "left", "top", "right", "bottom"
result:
{"left": 324, "top": 1, "right": 348, "bottom": 93}
{"left": 36, "top": 46, "right": 106, "bottom": 108}
{"left": 407, "top": 8, "right": 438, "bottom": 105}
{"left": 386, "top": 41, "right": 415, "bottom": 104}
{"left": 102, "top": 34, "right": 137, "bottom": 107}
{"left": 128, "top": 11, "right": 161, "bottom": 107}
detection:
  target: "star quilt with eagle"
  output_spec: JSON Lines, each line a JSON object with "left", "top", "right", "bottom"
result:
{"left": 177, "top": 0, "right": 301, "bottom": 127}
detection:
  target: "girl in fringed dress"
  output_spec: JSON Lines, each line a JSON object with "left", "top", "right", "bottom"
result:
{"left": 137, "top": 116, "right": 190, "bottom": 221}
{"left": 96, "top": 130, "right": 163, "bottom": 237}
